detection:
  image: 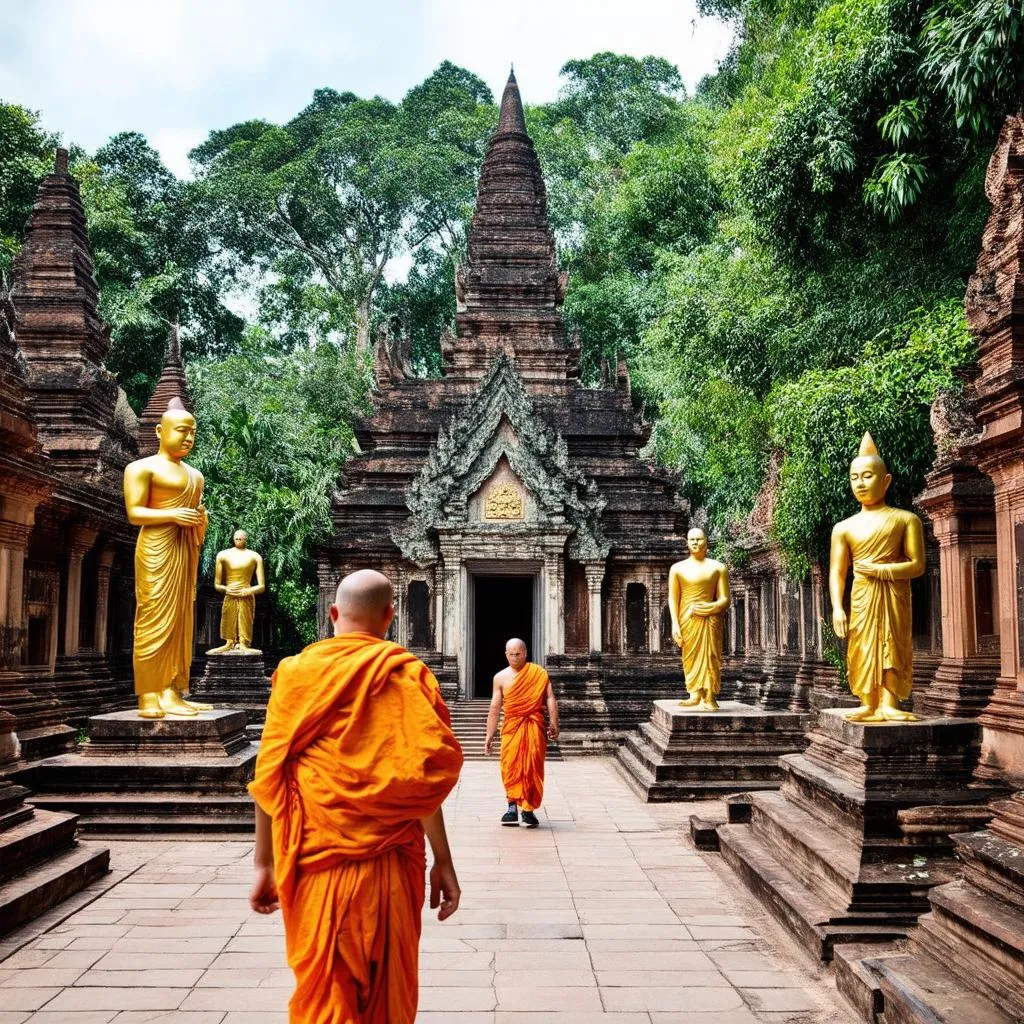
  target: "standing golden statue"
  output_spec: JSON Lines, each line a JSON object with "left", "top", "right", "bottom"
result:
{"left": 124, "top": 398, "right": 211, "bottom": 719}
{"left": 829, "top": 432, "right": 925, "bottom": 722}
{"left": 208, "top": 530, "right": 265, "bottom": 655}
{"left": 669, "top": 528, "right": 731, "bottom": 711}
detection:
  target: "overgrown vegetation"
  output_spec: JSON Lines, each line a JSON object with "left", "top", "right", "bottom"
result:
{"left": 1, "top": 2, "right": 1020, "bottom": 639}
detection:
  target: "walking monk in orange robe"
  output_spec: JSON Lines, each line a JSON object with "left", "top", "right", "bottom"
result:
{"left": 484, "top": 638, "right": 559, "bottom": 828}
{"left": 248, "top": 570, "right": 464, "bottom": 1024}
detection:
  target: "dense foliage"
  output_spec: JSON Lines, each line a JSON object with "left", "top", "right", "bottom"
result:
{"left": 1, "top": 1, "right": 1020, "bottom": 639}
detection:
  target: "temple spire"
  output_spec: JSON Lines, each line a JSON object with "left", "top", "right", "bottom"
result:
{"left": 497, "top": 68, "right": 527, "bottom": 135}
{"left": 138, "top": 318, "right": 193, "bottom": 456}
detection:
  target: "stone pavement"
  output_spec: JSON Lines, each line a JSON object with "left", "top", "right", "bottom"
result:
{"left": 0, "top": 759, "right": 855, "bottom": 1023}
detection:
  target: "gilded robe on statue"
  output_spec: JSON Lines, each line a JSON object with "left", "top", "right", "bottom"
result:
{"left": 679, "top": 578, "right": 724, "bottom": 699}
{"left": 220, "top": 594, "right": 255, "bottom": 646}
{"left": 846, "top": 508, "right": 914, "bottom": 701}
{"left": 132, "top": 466, "right": 204, "bottom": 695}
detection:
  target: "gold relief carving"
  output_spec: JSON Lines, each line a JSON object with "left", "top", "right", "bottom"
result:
{"left": 484, "top": 484, "right": 525, "bottom": 520}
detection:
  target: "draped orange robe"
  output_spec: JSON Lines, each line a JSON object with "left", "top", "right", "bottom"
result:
{"left": 249, "top": 633, "right": 463, "bottom": 1024}
{"left": 132, "top": 465, "right": 204, "bottom": 695}
{"left": 500, "top": 663, "right": 550, "bottom": 812}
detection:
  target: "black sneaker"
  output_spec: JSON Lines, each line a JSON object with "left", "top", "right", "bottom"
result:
{"left": 501, "top": 805, "right": 519, "bottom": 826}
{"left": 521, "top": 810, "right": 539, "bottom": 828}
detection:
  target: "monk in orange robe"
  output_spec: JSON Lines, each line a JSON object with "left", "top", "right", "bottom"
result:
{"left": 484, "top": 638, "right": 559, "bottom": 828}
{"left": 248, "top": 569, "right": 464, "bottom": 1024}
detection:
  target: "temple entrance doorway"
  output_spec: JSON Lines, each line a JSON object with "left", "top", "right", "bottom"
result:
{"left": 470, "top": 574, "right": 534, "bottom": 698}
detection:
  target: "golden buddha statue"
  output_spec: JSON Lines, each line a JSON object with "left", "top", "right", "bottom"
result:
{"left": 124, "top": 398, "right": 212, "bottom": 719}
{"left": 669, "top": 528, "right": 731, "bottom": 711}
{"left": 207, "top": 530, "right": 265, "bottom": 655}
{"left": 829, "top": 432, "right": 925, "bottom": 722}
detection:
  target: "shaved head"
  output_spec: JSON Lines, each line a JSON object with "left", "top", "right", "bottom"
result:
{"left": 504, "top": 637, "right": 528, "bottom": 671}
{"left": 505, "top": 638, "right": 527, "bottom": 654}
{"left": 330, "top": 569, "right": 395, "bottom": 638}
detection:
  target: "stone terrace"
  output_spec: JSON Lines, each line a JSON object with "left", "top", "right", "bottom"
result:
{"left": 0, "top": 760, "right": 853, "bottom": 1023}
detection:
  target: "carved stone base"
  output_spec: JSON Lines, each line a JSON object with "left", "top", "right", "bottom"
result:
{"left": 916, "top": 655, "right": 999, "bottom": 718}
{"left": 716, "top": 710, "right": 1003, "bottom": 962}
{"left": 13, "top": 710, "right": 258, "bottom": 834}
{"left": 0, "top": 779, "right": 109, "bottom": 937}
{"left": 616, "top": 700, "right": 810, "bottom": 801}
{"left": 191, "top": 652, "right": 270, "bottom": 724}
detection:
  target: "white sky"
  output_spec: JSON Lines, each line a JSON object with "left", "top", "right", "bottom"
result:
{"left": 0, "top": 0, "right": 735, "bottom": 178}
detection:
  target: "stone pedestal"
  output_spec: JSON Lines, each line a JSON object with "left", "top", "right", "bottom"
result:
{"left": 716, "top": 710, "right": 1003, "bottom": 961}
{"left": 14, "top": 709, "right": 258, "bottom": 834}
{"left": 616, "top": 700, "right": 810, "bottom": 801}
{"left": 191, "top": 652, "right": 271, "bottom": 724}
{"left": 0, "top": 779, "right": 109, "bottom": 936}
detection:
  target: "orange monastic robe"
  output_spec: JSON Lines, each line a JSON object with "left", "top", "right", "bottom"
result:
{"left": 500, "top": 662, "right": 550, "bottom": 812}
{"left": 249, "top": 633, "right": 463, "bottom": 1024}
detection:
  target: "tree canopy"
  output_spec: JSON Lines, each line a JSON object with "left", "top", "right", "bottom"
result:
{"left": 0, "top": 18, "right": 1018, "bottom": 639}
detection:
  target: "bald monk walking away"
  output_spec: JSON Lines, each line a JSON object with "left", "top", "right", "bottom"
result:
{"left": 249, "top": 569, "right": 464, "bottom": 1024}
{"left": 484, "top": 638, "right": 559, "bottom": 828}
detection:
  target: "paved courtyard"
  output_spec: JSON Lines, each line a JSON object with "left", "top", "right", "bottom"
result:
{"left": 0, "top": 760, "right": 854, "bottom": 1023}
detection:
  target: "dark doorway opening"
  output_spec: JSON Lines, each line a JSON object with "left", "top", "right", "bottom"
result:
{"left": 473, "top": 575, "right": 533, "bottom": 698}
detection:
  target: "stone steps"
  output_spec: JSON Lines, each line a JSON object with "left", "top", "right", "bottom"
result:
{"left": 0, "top": 805, "right": 79, "bottom": 882}
{"left": 0, "top": 840, "right": 109, "bottom": 937}
{"left": 26, "top": 795, "right": 255, "bottom": 834}
{"left": 717, "top": 820, "right": 910, "bottom": 962}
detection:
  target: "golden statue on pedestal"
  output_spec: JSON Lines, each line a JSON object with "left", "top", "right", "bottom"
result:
{"left": 208, "top": 530, "right": 265, "bottom": 655}
{"left": 829, "top": 432, "right": 925, "bottom": 722}
{"left": 669, "top": 528, "right": 731, "bottom": 711}
{"left": 124, "top": 398, "right": 212, "bottom": 719}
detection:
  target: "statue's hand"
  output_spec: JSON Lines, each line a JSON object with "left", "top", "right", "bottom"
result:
{"left": 226, "top": 583, "right": 247, "bottom": 596}
{"left": 671, "top": 627, "right": 682, "bottom": 647}
{"left": 832, "top": 607, "right": 848, "bottom": 639}
{"left": 170, "top": 508, "right": 202, "bottom": 527}
{"left": 691, "top": 602, "right": 714, "bottom": 618}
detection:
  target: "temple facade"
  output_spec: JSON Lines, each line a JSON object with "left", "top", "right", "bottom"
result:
{"left": 317, "top": 73, "right": 689, "bottom": 744}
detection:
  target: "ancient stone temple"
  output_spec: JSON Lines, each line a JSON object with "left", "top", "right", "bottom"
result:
{"left": 318, "top": 72, "right": 689, "bottom": 747}
{"left": 0, "top": 150, "right": 141, "bottom": 934}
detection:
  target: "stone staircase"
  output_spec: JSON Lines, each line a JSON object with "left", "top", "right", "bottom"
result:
{"left": 447, "top": 700, "right": 562, "bottom": 763}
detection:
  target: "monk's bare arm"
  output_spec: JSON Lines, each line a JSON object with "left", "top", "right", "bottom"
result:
{"left": 249, "top": 804, "right": 279, "bottom": 914}
{"left": 484, "top": 677, "right": 503, "bottom": 755}
{"left": 123, "top": 462, "right": 200, "bottom": 527}
{"left": 546, "top": 680, "right": 560, "bottom": 740}
{"left": 829, "top": 524, "right": 851, "bottom": 638}
{"left": 856, "top": 515, "right": 927, "bottom": 581}
{"left": 422, "top": 806, "right": 460, "bottom": 921}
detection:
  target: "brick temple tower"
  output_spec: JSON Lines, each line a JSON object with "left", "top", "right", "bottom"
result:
{"left": 318, "top": 72, "right": 689, "bottom": 747}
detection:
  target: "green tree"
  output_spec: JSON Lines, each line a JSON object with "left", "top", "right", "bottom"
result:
{"left": 0, "top": 104, "right": 56, "bottom": 276}
{"left": 188, "top": 332, "right": 370, "bottom": 646}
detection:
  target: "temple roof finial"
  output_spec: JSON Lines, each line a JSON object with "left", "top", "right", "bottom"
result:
{"left": 54, "top": 148, "right": 69, "bottom": 175}
{"left": 497, "top": 68, "right": 527, "bottom": 135}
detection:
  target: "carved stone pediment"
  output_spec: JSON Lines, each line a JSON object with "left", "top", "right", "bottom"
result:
{"left": 393, "top": 355, "right": 609, "bottom": 565}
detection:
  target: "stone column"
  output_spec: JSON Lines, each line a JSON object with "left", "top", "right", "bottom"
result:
{"left": 544, "top": 553, "right": 565, "bottom": 656}
{"left": 93, "top": 546, "right": 116, "bottom": 654}
{"left": 915, "top": 465, "right": 998, "bottom": 716}
{"left": 62, "top": 526, "right": 98, "bottom": 657}
{"left": 583, "top": 562, "right": 605, "bottom": 655}
{"left": 0, "top": 521, "right": 32, "bottom": 672}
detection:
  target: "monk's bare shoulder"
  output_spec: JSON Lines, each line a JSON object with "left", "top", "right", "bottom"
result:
{"left": 494, "top": 666, "right": 516, "bottom": 687}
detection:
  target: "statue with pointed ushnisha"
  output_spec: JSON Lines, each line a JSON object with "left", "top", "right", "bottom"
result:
{"left": 124, "top": 397, "right": 212, "bottom": 719}
{"left": 829, "top": 432, "right": 926, "bottom": 722}
{"left": 207, "top": 530, "right": 265, "bottom": 655}
{"left": 669, "top": 528, "right": 731, "bottom": 711}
